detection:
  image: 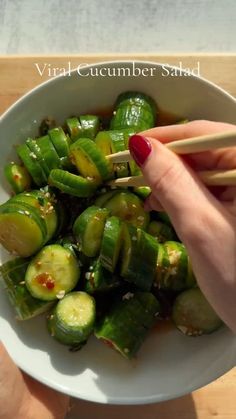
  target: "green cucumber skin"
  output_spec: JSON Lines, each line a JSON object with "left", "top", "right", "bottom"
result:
{"left": 133, "top": 186, "right": 151, "bottom": 200}
{"left": 26, "top": 138, "right": 51, "bottom": 178}
{"left": 121, "top": 225, "right": 158, "bottom": 291}
{"left": 147, "top": 221, "right": 176, "bottom": 243}
{"left": 0, "top": 258, "right": 54, "bottom": 320}
{"left": 10, "top": 190, "right": 58, "bottom": 241}
{"left": 95, "top": 292, "right": 160, "bottom": 359}
{"left": 172, "top": 288, "right": 223, "bottom": 336}
{"left": 100, "top": 216, "right": 123, "bottom": 273}
{"left": 0, "top": 201, "right": 48, "bottom": 242}
{"left": 95, "top": 190, "right": 119, "bottom": 207}
{"left": 49, "top": 169, "right": 97, "bottom": 198}
{"left": 48, "top": 291, "right": 96, "bottom": 346}
{"left": 110, "top": 92, "right": 157, "bottom": 131}
{"left": 79, "top": 115, "right": 100, "bottom": 140}
{"left": 70, "top": 137, "right": 112, "bottom": 182}
{"left": 107, "top": 129, "right": 135, "bottom": 178}
{"left": 48, "top": 127, "right": 70, "bottom": 158}
{"left": 17, "top": 143, "right": 46, "bottom": 186}
{"left": 114, "top": 91, "right": 157, "bottom": 116}
{"left": 37, "top": 135, "right": 62, "bottom": 171}
{"left": 66, "top": 116, "right": 100, "bottom": 142}
{"left": 155, "top": 241, "right": 196, "bottom": 292}
{"left": 4, "top": 163, "right": 32, "bottom": 194}
{"left": 84, "top": 259, "right": 120, "bottom": 294}
{"left": 25, "top": 244, "right": 80, "bottom": 301}
{"left": 73, "top": 206, "right": 109, "bottom": 257}
{"left": 103, "top": 191, "right": 150, "bottom": 230}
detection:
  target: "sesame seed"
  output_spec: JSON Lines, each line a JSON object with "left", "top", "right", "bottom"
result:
{"left": 29, "top": 152, "right": 37, "bottom": 160}
{"left": 19, "top": 280, "right": 25, "bottom": 285}
{"left": 124, "top": 348, "right": 129, "bottom": 353}
{"left": 122, "top": 292, "right": 134, "bottom": 301}
{"left": 24, "top": 210, "right": 30, "bottom": 215}
{"left": 56, "top": 290, "right": 66, "bottom": 299}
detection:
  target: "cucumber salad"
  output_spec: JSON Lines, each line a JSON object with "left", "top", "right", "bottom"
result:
{"left": 0, "top": 92, "right": 223, "bottom": 359}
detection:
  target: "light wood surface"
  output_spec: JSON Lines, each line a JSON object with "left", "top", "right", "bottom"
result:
{"left": 0, "top": 55, "right": 235, "bottom": 419}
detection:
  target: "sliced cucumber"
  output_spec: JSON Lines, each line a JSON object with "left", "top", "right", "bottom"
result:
{"left": 79, "top": 115, "right": 100, "bottom": 140}
{"left": 155, "top": 241, "right": 196, "bottom": 292}
{"left": 84, "top": 258, "right": 120, "bottom": 294}
{"left": 25, "top": 244, "right": 80, "bottom": 301}
{"left": 172, "top": 288, "right": 223, "bottom": 336}
{"left": 0, "top": 202, "right": 47, "bottom": 257}
{"left": 103, "top": 191, "right": 149, "bottom": 229}
{"left": 37, "top": 135, "right": 62, "bottom": 171}
{"left": 66, "top": 117, "right": 82, "bottom": 141}
{"left": 99, "top": 130, "right": 133, "bottom": 178}
{"left": 147, "top": 221, "right": 176, "bottom": 243}
{"left": 26, "top": 138, "right": 51, "bottom": 178}
{"left": 134, "top": 186, "right": 151, "bottom": 200}
{"left": 49, "top": 169, "right": 97, "bottom": 198}
{"left": 95, "top": 292, "right": 160, "bottom": 359}
{"left": 48, "top": 291, "right": 95, "bottom": 346}
{"left": 17, "top": 143, "right": 47, "bottom": 186}
{"left": 94, "top": 189, "right": 119, "bottom": 207}
{"left": 48, "top": 127, "right": 70, "bottom": 158}
{"left": 11, "top": 189, "right": 58, "bottom": 241}
{"left": 100, "top": 216, "right": 123, "bottom": 272}
{"left": 95, "top": 131, "right": 115, "bottom": 177}
{"left": 70, "top": 138, "right": 112, "bottom": 183}
{"left": 0, "top": 258, "right": 54, "bottom": 320}
{"left": 120, "top": 224, "right": 158, "bottom": 291}
{"left": 4, "top": 162, "right": 32, "bottom": 194}
{"left": 73, "top": 206, "right": 109, "bottom": 257}
{"left": 66, "top": 116, "right": 100, "bottom": 141}
{"left": 110, "top": 91, "right": 157, "bottom": 131}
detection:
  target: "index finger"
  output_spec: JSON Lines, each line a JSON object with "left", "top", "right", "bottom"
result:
{"left": 141, "top": 120, "right": 236, "bottom": 170}
{"left": 141, "top": 120, "right": 235, "bottom": 143}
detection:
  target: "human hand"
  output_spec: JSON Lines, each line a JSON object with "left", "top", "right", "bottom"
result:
{"left": 128, "top": 120, "right": 236, "bottom": 332}
{"left": 0, "top": 342, "right": 69, "bottom": 419}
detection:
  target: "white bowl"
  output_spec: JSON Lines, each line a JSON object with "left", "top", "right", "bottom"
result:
{"left": 0, "top": 61, "right": 236, "bottom": 404}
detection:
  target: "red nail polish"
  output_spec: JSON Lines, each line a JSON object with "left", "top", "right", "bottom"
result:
{"left": 128, "top": 135, "right": 152, "bottom": 167}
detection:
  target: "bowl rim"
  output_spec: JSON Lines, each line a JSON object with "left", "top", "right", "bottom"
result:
{"left": 0, "top": 60, "right": 236, "bottom": 404}
{"left": 1, "top": 59, "right": 236, "bottom": 124}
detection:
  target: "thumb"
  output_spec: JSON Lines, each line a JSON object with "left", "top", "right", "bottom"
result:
{"left": 128, "top": 134, "right": 222, "bottom": 241}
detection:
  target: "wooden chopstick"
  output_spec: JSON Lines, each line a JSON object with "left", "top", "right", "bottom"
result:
{"left": 106, "top": 130, "right": 236, "bottom": 164}
{"left": 107, "top": 169, "right": 236, "bottom": 187}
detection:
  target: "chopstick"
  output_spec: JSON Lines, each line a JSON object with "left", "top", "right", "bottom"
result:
{"left": 106, "top": 130, "right": 236, "bottom": 187}
{"left": 106, "top": 130, "right": 236, "bottom": 164}
{"left": 107, "top": 169, "right": 236, "bottom": 187}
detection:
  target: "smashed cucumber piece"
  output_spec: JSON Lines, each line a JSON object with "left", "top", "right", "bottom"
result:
{"left": 0, "top": 258, "right": 54, "bottom": 320}
{"left": 155, "top": 241, "right": 196, "bottom": 292}
{"left": 103, "top": 191, "right": 150, "bottom": 230}
{"left": 95, "top": 292, "right": 160, "bottom": 359}
{"left": 4, "top": 162, "right": 32, "bottom": 194}
{"left": 48, "top": 291, "right": 95, "bottom": 347}
{"left": 69, "top": 138, "right": 112, "bottom": 183}
{"left": 100, "top": 216, "right": 123, "bottom": 273}
{"left": 172, "top": 288, "right": 223, "bottom": 336}
{"left": 73, "top": 206, "right": 109, "bottom": 257}
{"left": 25, "top": 244, "right": 80, "bottom": 301}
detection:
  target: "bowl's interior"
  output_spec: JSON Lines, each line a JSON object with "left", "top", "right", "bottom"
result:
{"left": 0, "top": 61, "right": 236, "bottom": 404}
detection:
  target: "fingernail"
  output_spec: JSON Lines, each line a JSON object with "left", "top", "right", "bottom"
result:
{"left": 129, "top": 135, "right": 152, "bottom": 167}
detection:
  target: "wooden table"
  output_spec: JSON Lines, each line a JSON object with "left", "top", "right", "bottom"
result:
{"left": 0, "top": 55, "right": 235, "bottom": 419}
